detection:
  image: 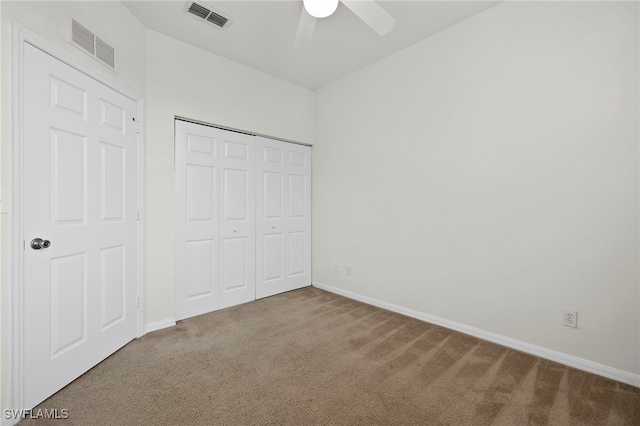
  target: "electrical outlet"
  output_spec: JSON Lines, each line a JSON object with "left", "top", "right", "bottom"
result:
{"left": 334, "top": 263, "right": 340, "bottom": 273}
{"left": 563, "top": 309, "right": 577, "bottom": 328}
{"left": 346, "top": 265, "right": 352, "bottom": 276}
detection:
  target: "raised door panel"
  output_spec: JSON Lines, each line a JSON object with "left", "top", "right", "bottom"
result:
{"left": 99, "top": 142, "right": 125, "bottom": 223}
{"left": 50, "top": 76, "right": 87, "bottom": 119}
{"left": 99, "top": 245, "right": 126, "bottom": 331}
{"left": 223, "top": 168, "right": 248, "bottom": 221}
{"left": 185, "top": 239, "right": 218, "bottom": 299}
{"left": 99, "top": 99, "right": 126, "bottom": 134}
{"left": 50, "top": 252, "right": 87, "bottom": 358}
{"left": 186, "top": 165, "right": 217, "bottom": 222}
{"left": 288, "top": 174, "right": 307, "bottom": 219}
{"left": 50, "top": 129, "right": 87, "bottom": 226}
{"left": 225, "top": 140, "right": 249, "bottom": 161}
{"left": 263, "top": 234, "right": 284, "bottom": 283}
{"left": 288, "top": 232, "right": 306, "bottom": 278}
{"left": 186, "top": 132, "right": 218, "bottom": 164}
{"left": 264, "top": 172, "right": 284, "bottom": 220}
{"left": 221, "top": 237, "right": 247, "bottom": 291}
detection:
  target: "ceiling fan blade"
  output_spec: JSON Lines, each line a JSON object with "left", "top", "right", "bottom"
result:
{"left": 340, "top": 0, "right": 395, "bottom": 36}
{"left": 294, "top": 7, "right": 317, "bottom": 51}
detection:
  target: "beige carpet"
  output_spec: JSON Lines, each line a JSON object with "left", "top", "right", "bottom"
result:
{"left": 20, "top": 287, "right": 639, "bottom": 425}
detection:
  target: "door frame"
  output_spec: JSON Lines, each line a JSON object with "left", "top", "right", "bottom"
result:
{"left": 11, "top": 24, "right": 146, "bottom": 411}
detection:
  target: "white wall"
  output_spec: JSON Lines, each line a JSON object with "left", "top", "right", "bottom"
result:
{"left": 0, "top": 1, "right": 147, "bottom": 415}
{"left": 144, "top": 29, "right": 314, "bottom": 324}
{"left": 313, "top": 1, "right": 639, "bottom": 375}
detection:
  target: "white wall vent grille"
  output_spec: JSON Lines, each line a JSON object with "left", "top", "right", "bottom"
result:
{"left": 185, "top": 1, "right": 232, "bottom": 29}
{"left": 95, "top": 37, "right": 115, "bottom": 69}
{"left": 69, "top": 18, "right": 116, "bottom": 70}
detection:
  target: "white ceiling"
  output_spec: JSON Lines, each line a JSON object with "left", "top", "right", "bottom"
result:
{"left": 123, "top": 1, "right": 500, "bottom": 90}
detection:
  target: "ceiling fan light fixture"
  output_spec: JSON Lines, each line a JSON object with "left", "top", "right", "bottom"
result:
{"left": 303, "top": 0, "right": 339, "bottom": 18}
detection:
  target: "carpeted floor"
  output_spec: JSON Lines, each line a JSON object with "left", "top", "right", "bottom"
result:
{"left": 20, "top": 287, "right": 639, "bottom": 425}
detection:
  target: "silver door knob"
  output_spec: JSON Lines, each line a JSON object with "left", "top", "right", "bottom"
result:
{"left": 233, "top": 228, "right": 238, "bottom": 233}
{"left": 272, "top": 225, "right": 276, "bottom": 229}
{"left": 30, "top": 238, "right": 51, "bottom": 250}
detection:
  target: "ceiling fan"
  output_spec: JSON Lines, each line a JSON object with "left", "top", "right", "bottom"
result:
{"left": 294, "top": 0, "right": 396, "bottom": 50}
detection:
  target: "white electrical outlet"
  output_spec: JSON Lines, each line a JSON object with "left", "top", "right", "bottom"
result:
{"left": 334, "top": 263, "right": 340, "bottom": 273}
{"left": 346, "top": 265, "right": 352, "bottom": 276}
{"left": 563, "top": 309, "right": 577, "bottom": 328}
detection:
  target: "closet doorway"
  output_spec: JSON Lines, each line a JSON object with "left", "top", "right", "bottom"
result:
{"left": 175, "top": 119, "right": 311, "bottom": 320}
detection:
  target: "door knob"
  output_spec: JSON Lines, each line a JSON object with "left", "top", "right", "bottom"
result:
{"left": 30, "top": 238, "right": 51, "bottom": 250}
{"left": 272, "top": 225, "right": 276, "bottom": 229}
{"left": 233, "top": 228, "right": 238, "bottom": 233}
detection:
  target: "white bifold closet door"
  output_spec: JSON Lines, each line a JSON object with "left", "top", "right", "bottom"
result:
{"left": 175, "top": 120, "right": 309, "bottom": 321}
{"left": 255, "top": 137, "right": 312, "bottom": 299}
{"left": 175, "top": 121, "right": 256, "bottom": 320}
{"left": 219, "top": 129, "right": 256, "bottom": 309}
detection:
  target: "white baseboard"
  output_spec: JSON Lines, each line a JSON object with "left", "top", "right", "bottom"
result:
{"left": 143, "top": 318, "right": 176, "bottom": 335}
{"left": 312, "top": 281, "right": 640, "bottom": 388}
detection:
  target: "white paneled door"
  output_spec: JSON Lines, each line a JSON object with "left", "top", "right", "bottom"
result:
{"left": 175, "top": 123, "right": 257, "bottom": 319}
{"left": 219, "top": 131, "right": 256, "bottom": 308}
{"left": 175, "top": 120, "right": 311, "bottom": 320}
{"left": 22, "top": 43, "right": 138, "bottom": 409}
{"left": 256, "top": 138, "right": 312, "bottom": 299}
{"left": 175, "top": 121, "right": 221, "bottom": 319}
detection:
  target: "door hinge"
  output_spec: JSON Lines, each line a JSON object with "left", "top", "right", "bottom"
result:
{"left": 23, "top": 240, "right": 26, "bottom": 250}
{"left": 136, "top": 120, "right": 141, "bottom": 134}
{"left": 136, "top": 296, "right": 140, "bottom": 308}
{"left": 136, "top": 209, "right": 141, "bottom": 221}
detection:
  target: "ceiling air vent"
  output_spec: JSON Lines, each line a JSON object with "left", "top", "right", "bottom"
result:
{"left": 185, "top": 1, "right": 232, "bottom": 29}
{"left": 69, "top": 18, "right": 116, "bottom": 70}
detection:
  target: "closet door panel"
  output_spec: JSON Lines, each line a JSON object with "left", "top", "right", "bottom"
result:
{"left": 175, "top": 122, "right": 220, "bottom": 320}
{"left": 256, "top": 140, "right": 287, "bottom": 298}
{"left": 219, "top": 130, "right": 255, "bottom": 308}
{"left": 256, "top": 138, "right": 311, "bottom": 297}
{"left": 286, "top": 145, "right": 312, "bottom": 291}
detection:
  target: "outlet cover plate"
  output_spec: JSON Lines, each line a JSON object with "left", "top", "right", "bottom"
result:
{"left": 563, "top": 309, "right": 577, "bottom": 328}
